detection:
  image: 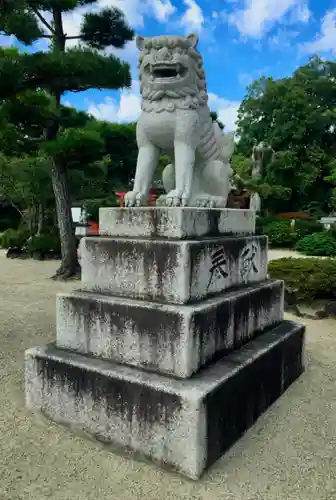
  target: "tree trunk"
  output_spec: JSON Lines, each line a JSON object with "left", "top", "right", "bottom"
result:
{"left": 47, "top": 8, "right": 79, "bottom": 279}
{"left": 27, "top": 205, "right": 35, "bottom": 235}
{"left": 36, "top": 203, "right": 44, "bottom": 236}
{"left": 50, "top": 158, "right": 79, "bottom": 279}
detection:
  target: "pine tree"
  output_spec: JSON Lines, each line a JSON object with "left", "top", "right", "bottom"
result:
{"left": 0, "top": 1, "right": 134, "bottom": 278}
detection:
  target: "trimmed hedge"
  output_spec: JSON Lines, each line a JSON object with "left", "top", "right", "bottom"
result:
{"left": 0, "top": 228, "right": 30, "bottom": 249}
{"left": 294, "top": 219, "right": 324, "bottom": 239}
{"left": 268, "top": 257, "right": 336, "bottom": 302}
{"left": 263, "top": 219, "right": 297, "bottom": 248}
{"left": 295, "top": 231, "right": 336, "bottom": 257}
{"left": 84, "top": 195, "right": 119, "bottom": 222}
{"left": 256, "top": 216, "right": 325, "bottom": 249}
{"left": 0, "top": 228, "right": 61, "bottom": 259}
{"left": 26, "top": 233, "right": 61, "bottom": 257}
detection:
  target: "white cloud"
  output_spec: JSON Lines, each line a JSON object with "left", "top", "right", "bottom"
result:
{"left": 150, "top": 0, "right": 176, "bottom": 22}
{"left": 208, "top": 93, "right": 241, "bottom": 132}
{"left": 228, "top": 0, "right": 311, "bottom": 38}
{"left": 63, "top": 100, "right": 74, "bottom": 108}
{"left": 87, "top": 80, "right": 141, "bottom": 123}
{"left": 291, "top": 1, "right": 311, "bottom": 23}
{"left": 301, "top": 9, "right": 336, "bottom": 55}
{"left": 111, "top": 39, "right": 139, "bottom": 82}
{"left": 99, "top": 0, "right": 176, "bottom": 26}
{"left": 180, "top": 0, "right": 205, "bottom": 33}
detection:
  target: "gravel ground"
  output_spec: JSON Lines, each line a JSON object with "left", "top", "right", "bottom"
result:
{"left": 268, "top": 249, "right": 330, "bottom": 261}
{"left": 268, "top": 249, "right": 303, "bottom": 261}
{"left": 0, "top": 250, "right": 335, "bottom": 500}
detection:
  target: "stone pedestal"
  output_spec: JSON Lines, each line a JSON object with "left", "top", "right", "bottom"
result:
{"left": 25, "top": 207, "right": 305, "bottom": 480}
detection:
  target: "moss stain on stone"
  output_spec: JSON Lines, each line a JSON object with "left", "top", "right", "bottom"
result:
{"left": 36, "top": 356, "right": 182, "bottom": 428}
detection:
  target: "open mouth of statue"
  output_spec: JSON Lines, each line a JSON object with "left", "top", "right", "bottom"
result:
{"left": 149, "top": 64, "right": 187, "bottom": 81}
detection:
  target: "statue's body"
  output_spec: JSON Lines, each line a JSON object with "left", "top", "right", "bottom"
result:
{"left": 124, "top": 33, "right": 235, "bottom": 208}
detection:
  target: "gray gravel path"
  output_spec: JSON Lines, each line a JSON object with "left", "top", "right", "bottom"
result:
{"left": 0, "top": 250, "right": 335, "bottom": 500}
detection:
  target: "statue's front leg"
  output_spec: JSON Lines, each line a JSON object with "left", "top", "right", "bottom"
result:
{"left": 124, "top": 144, "right": 160, "bottom": 207}
{"left": 166, "top": 141, "right": 195, "bottom": 207}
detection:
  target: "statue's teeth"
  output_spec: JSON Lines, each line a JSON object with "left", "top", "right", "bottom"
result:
{"left": 177, "top": 74, "right": 181, "bottom": 79}
{"left": 176, "top": 64, "right": 181, "bottom": 73}
{"left": 150, "top": 64, "right": 153, "bottom": 73}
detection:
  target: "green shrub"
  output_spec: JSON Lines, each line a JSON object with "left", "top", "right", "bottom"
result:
{"left": 330, "top": 226, "right": 336, "bottom": 239}
{"left": 294, "top": 219, "right": 323, "bottom": 239}
{"left": 84, "top": 195, "right": 119, "bottom": 222}
{"left": 256, "top": 217, "right": 323, "bottom": 243}
{"left": 263, "top": 219, "right": 297, "bottom": 248}
{"left": 268, "top": 257, "right": 336, "bottom": 302}
{"left": 0, "top": 228, "right": 30, "bottom": 249}
{"left": 295, "top": 231, "right": 336, "bottom": 257}
{"left": 255, "top": 216, "right": 279, "bottom": 235}
{"left": 26, "top": 232, "right": 61, "bottom": 255}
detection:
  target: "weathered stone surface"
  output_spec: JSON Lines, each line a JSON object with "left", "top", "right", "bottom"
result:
{"left": 56, "top": 280, "right": 284, "bottom": 378}
{"left": 123, "top": 34, "right": 234, "bottom": 209}
{"left": 99, "top": 207, "right": 256, "bottom": 239}
{"left": 25, "top": 320, "right": 305, "bottom": 480}
{"left": 81, "top": 235, "right": 268, "bottom": 304}
{"left": 75, "top": 225, "right": 90, "bottom": 237}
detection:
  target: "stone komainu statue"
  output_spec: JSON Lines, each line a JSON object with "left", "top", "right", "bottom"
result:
{"left": 124, "top": 33, "right": 235, "bottom": 208}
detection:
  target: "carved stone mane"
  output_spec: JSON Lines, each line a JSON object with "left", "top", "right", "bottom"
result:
{"left": 138, "top": 35, "right": 208, "bottom": 113}
{"left": 124, "top": 33, "right": 235, "bottom": 209}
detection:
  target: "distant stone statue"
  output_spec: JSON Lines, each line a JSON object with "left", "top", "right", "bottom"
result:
{"left": 250, "top": 141, "right": 274, "bottom": 212}
{"left": 124, "top": 33, "right": 235, "bottom": 208}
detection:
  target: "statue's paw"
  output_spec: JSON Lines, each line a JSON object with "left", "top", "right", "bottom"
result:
{"left": 156, "top": 194, "right": 168, "bottom": 207}
{"left": 195, "top": 195, "right": 213, "bottom": 208}
{"left": 166, "top": 190, "right": 190, "bottom": 207}
{"left": 124, "top": 191, "right": 137, "bottom": 207}
{"left": 124, "top": 191, "right": 148, "bottom": 207}
{"left": 195, "top": 195, "right": 226, "bottom": 209}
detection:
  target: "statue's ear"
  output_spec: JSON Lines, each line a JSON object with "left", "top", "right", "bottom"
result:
{"left": 187, "top": 33, "right": 199, "bottom": 48}
{"left": 136, "top": 35, "right": 145, "bottom": 50}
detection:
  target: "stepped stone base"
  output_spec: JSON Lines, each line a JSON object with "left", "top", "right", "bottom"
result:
{"left": 81, "top": 235, "right": 268, "bottom": 303}
{"left": 25, "top": 320, "right": 304, "bottom": 480}
{"left": 56, "top": 280, "right": 284, "bottom": 379}
{"left": 99, "top": 207, "right": 256, "bottom": 239}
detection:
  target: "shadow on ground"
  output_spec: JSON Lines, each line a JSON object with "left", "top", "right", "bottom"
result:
{"left": 0, "top": 251, "right": 335, "bottom": 500}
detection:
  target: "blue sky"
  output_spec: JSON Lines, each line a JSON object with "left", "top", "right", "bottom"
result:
{"left": 1, "top": 0, "right": 335, "bottom": 131}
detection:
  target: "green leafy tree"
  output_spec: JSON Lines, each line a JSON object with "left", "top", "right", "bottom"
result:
{"left": 0, "top": 117, "right": 111, "bottom": 235}
{"left": 93, "top": 121, "right": 137, "bottom": 189}
{"left": 0, "top": 152, "right": 53, "bottom": 232}
{"left": 0, "top": 88, "right": 139, "bottom": 232}
{"left": 0, "top": 83, "right": 111, "bottom": 232}
{"left": 0, "top": 1, "right": 134, "bottom": 278}
{"left": 231, "top": 153, "right": 253, "bottom": 179}
{"left": 325, "top": 158, "right": 336, "bottom": 212}
{"left": 235, "top": 56, "right": 336, "bottom": 215}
